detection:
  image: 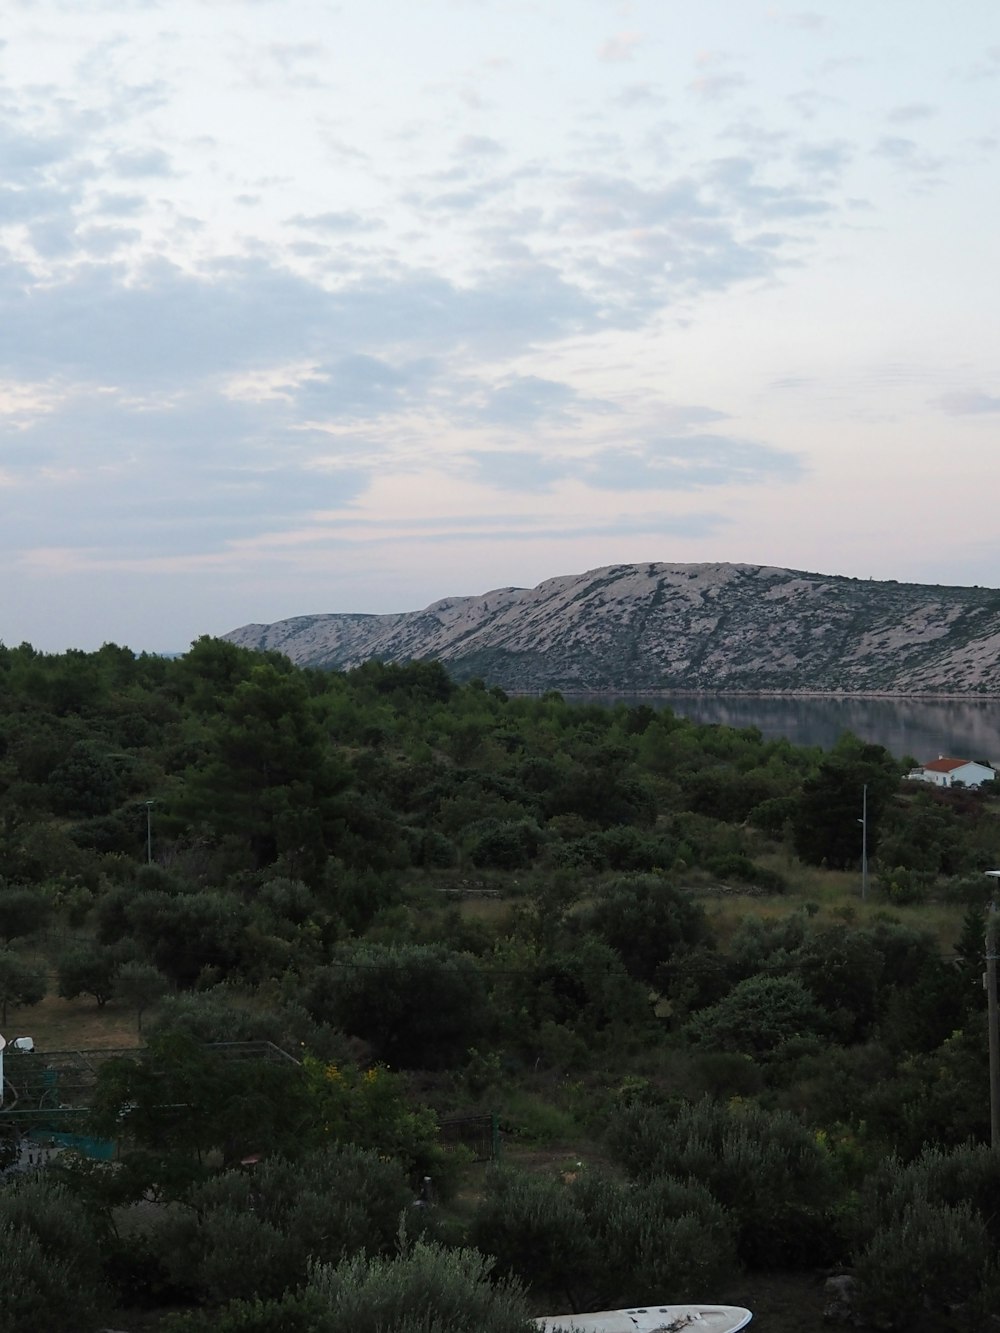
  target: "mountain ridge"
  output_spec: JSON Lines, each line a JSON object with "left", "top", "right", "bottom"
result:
{"left": 222, "top": 562, "right": 1000, "bottom": 694}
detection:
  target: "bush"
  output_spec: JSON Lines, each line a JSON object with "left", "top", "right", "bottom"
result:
{"left": 793, "top": 926, "right": 885, "bottom": 1041}
{"left": 608, "top": 1097, "right": 841, "bottom": 1268}
{"left": 468, "top": 819, "right": 543, "bottom": 870}
{"left": 57, "top": 942, "right": 123, "bottom": 1007}
{"left": 306, "top": 1238, "right": 534, "bottom": 1333}
{"left": 683, "top": 974, "right": 828, "bottom": 1062}
{"left": 657, "top": 945, "right": 736, "bottom": 1021}
{"left": 490, "top": 938, "right": 653, "bottom": 1061}
{"left": 579, "top": 875, "right": 708, "bottom": 986}
{"left": 0, "top": 1177, "right": 110, "bottom": 1332}
{"left": 704, "top": 852, "right": 787, "bottom": 892}
{"left": 748, "top": 795, "right": 798, "bottom": 834}
{"left": 857, "top": 1144, "right": 1000, "bottom": 1248}
{"left": 162, "top": 1288, "right": 335, "bottom": 1333}
{"left": 851, "top": 1144, "right": 1000, "bottom": 1327}
{"left": 472, "top": 1166, "right": 737, "bottom": 1312}
{"left": 0, "top": 885, "right": 50, "bottom": 942}
{"left": 303, "top": 942, "right": 490, "bottom": 1070}
{"left": 302, "top": 1057, "right": 442, "bottom": 1182}
{"left": 877, "top": 864, "right": 931, "bottom": 906}
{"left": 555, "top": 827, "right": 675, "bottom": 874}
{"left": 854, "top": 1199, "right": 999, "bottom": 1331}
{"left": 156, "top": 1146, "right": 413, "bottom": 1305}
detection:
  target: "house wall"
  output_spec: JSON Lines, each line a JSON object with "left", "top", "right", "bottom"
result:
{"left": 907, "top": 763, "right": 995, "bottom": 789}
{"left": 907, "top": 769, "right": 949, "bottom": 787}
{"left": 952, "top": 762, "right": 995, "bottom": 787}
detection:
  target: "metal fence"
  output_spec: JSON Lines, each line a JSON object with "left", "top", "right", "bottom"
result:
{"left": 437, "top": 1112, "right": 500, "bottom": 1161}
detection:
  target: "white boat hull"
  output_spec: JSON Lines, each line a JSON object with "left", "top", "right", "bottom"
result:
{"left": 534, "top": 1304, "right": 752, "bottom": 1333}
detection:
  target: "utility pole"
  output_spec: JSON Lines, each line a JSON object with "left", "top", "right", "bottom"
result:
{"left": 145, "top": 799, "right": 155, "bottom": 865}
{"left": 859, "top": 784, "right": 868, "bottom": 903}
{"left": 985, "top": 874, "right": 1000, "bottom": 1150}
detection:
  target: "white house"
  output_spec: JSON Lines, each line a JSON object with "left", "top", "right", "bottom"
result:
{"left": 906, "top": 756, "right": 996, "bottom": 789}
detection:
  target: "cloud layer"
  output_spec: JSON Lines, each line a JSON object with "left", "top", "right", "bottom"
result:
{"left": 0, "top": 0, "right": 997, "bottom": 649}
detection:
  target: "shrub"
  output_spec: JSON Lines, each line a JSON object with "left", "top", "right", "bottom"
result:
{"left": 729, "top": 912, "right": 807, "bottom": 973}
{"left": 0, "top": 885, "right": 50, "bottom": 942}
{"left": 683, "top": 974, "right": 828, "bottom": 1062}
{"left": 156, "top": 1145, "right": 413, "bottom": 1305}
{"left": 0, "top": 1177, "right": 110, "bottom": 1332}
{"left": 556, "top": 827, "right": 675, "bottom": 874}
{"left": 579, "top": 875, "right": 708, "bottom": 986}
{"left": 857, "top": 1144, "right": 1000, "bottom": 1248}
{"left": 468, "top": 819, "right": 543, "bottom": 870}
{"left": 704, "top": 852, "right": 787, "bottom": 892}
{"left": 306, "top": 1238, "right": 534, "bottom": 1333}
{"left": 793, "top": 926, "right": 885, "bottom": 1041}
{"left": 608, "top": 1097, "right": 841, "bottom": 1268}
{"left": 657, "top": 945, "right": 737, "bottom": 1021}
{"left": 748, "top": 795, "right": 798, "bottom": 834}
{"left": 491, "top": 938, "right": 653, "bottom": 1060}
{"left": 472, "top": 1166, "right": 737, "bottom": 1312}
{"left": 162, "top": 1288, "right": 335, "bottom": 1333}
{"left": 854, "top": 1199, "right": 998, "bottom": 1331}
{"left": 303, "top": 942, "right": 490, "bottom": 1070}
{"left": 302, "top": 1057, "right": 441, "bottom": 1181}
{"left": 57, "top": 943, "right": 123, "bottom": 1007}
{"left": 877, "top": 864, "right": 931, "bottom": 906}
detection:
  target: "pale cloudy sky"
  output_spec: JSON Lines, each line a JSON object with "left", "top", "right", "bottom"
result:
{"left": 1, "top": 0, "right": 998, "bottom": 652}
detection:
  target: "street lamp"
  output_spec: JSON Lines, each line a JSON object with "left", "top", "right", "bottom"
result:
{"left": 984, "top": 871, "right": 1000, "bottom": 1150}
{"left": 858, "top": 784, "right": 868, "bottom": 902}
{"left": 144, "top": 800, "right": 155, "bottom": 865}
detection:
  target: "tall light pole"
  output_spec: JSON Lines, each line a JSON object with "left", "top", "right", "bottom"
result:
{"left": 859, "top": 784, "right": 869, "bottom": 902}
{"left": 145, "top": 800, "right": 155, "bottom": 866}
{"left": 984, "top": 871, "right": 1000, "bottom": 1150}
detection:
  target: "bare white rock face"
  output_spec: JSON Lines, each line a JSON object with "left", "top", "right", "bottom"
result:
{"left": 222, "top": 562, "right": 1000, "bottom": 694}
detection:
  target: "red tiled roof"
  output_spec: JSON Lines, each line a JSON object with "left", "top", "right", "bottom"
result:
{"left": 924, "top": 757, "right": 973, "bottom": 773}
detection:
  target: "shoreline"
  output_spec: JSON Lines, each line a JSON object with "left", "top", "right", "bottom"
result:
{"left": 508, "top": 689, "right": 1000, "bottom": 702}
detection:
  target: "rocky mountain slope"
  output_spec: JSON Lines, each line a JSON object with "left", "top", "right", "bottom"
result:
{"left": 222, "top": 562, "right": 1000, "bottom": 693}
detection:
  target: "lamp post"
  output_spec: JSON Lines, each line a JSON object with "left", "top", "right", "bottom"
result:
{"left": 859, "top": 784, "right": 868, "bottom": 902}
{"left": 145, "top": 800, "right": 155, "bottom": 866}
{"left": 984, "top": 871, "right": 1000, "bottom": 1150}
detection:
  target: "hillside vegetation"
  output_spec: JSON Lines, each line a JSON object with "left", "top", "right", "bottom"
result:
{"left": 1, "top": 638, "right": 1000, "bottom": 1331}
{"left": 224, "top": 561, "right": 1000, "bottom": 693}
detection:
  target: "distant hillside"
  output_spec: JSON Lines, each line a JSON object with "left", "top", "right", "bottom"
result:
{"left": 222, "top": 562, "right": 1000, "bottom": 694}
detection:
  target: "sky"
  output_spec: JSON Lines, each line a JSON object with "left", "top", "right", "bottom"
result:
{"left": 1, "top": 0, "right": 999, "bottom": 653}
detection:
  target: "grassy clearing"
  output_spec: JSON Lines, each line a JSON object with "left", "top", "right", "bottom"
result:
{"left": 454, "top": 897, "right": 515, "bottom": 930}
{"left": 14, "top": 992, "right": 141, "bottom": 1052}
{"left": 704, "top": 892, "right": 966, "bottom": 953}
{"left": 498, "top": 1088, "right": 583, "bottom": 1147}
{"left": 695, "top": 854, "right": 969, "bottom": 952}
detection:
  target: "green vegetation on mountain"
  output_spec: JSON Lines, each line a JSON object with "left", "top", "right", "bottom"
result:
{"left": 1, "top": 636, "right": 1000, "bottom": 1330}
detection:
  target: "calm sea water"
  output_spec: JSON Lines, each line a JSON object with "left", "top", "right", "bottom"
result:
{"left": 568, "top": 695, "right": 1000, "bottom": 766}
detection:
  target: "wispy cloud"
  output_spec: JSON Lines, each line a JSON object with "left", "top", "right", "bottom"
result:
{"left": 108, "top": 146, "right": 174, "bottom": 177}
{"left": 598, "top": 32, "right": 644, "bottom": 63}
{"left": 688, "top": 71, "right": 748, "bottom": 101}
{"left": 769, "top": 10, "right": 830, "bottom": 32}
{"left": 286, "top": 210, "right": 383, "bottom": 233}
{"left": 936, "top": 390, "right": 1000, "bottom": 415}
{"left": 887, "top": 102, "right": 937, "bottom": 123}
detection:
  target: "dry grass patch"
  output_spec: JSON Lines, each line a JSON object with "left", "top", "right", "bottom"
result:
{"left": 455, "top": 897, "right": 515, "bottom": 929}
{"left": 700, "top": 855, "right": 966, "bottom": 952}
{"left": 16, "top": 993, "right": 142, "bottom": 1052}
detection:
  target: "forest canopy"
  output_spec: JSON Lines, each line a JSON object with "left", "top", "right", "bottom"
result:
{"left": 1, "top": 637, "right": 999, "bottom": 1331}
